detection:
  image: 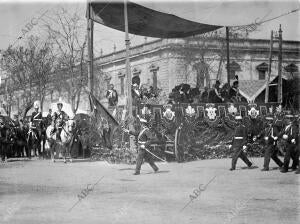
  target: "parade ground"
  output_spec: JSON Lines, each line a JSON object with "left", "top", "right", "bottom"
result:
{"left": 0, "top": 157, "right": 299, "bottom": 224}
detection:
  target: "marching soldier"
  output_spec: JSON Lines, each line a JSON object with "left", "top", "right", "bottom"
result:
{"left": 260, "top": 116, "right": 283, "bottom": 171}
{"left": 51, "top": 98, "right": 69, "bottom": 140}
{"left": 123, "top": 116, "right": 159, "bottom": 175}
{"left": 230, "top": 115, "right": 252, "bottom": 171}
{"left": 279, "top": 114, "right": 299, "bottom": 173}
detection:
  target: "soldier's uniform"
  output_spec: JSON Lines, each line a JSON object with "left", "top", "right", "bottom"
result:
{"left": 51, "top": 99, "right": 69, "bottom": 140}
{"left": 30, "top": 108, "right": 42, "bottom": 140}
{"left": 261, "top": 117, "right": 283, "bottom": 171}
{"left": 52, "top": 110, "right": 69, "bottom": 140}
{"left": 230, "top": 116, "right": 252, "bottom": 170}
{"left": 126, "top": 117, "right": 159, "bottom": 175}
{"left": 279, "top": 115, "right": 299, "bottom": 173}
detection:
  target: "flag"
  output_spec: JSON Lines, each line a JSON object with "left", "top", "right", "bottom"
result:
{"left": 88, "top": 93, "right": 119, "bottom": 131}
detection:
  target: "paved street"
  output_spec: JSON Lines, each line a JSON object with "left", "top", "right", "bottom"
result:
{"left": 0, "top": 157, "right": 299, "bottom": 224}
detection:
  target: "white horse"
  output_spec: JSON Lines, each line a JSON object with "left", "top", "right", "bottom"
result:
{"left": 45, "top": 120, "right": 77, "bottom": 163}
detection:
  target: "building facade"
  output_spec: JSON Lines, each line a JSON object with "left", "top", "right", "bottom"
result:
{"left": 95, "top": 37, "right": 299, "bottom": 105}
{"left": 1, "top": 37, "right": 299, "bottom": 116}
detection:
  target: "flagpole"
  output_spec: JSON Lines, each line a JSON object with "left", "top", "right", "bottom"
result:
{"left": 265, "top": 30, "right": 273, "bottom": 103}
{"left": 87, "top": 0, "right": 94, "bottom": 94}
{"left": 124, "top": 0, "right": 135, "bottom": 151}
{"left": 226, "top": 27, "right": 230, "bottom": 84}
{"left": 277, "top": 24, "right": 282, "bottom": 104}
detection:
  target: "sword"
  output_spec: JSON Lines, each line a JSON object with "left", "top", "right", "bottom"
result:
{"left": 143, "top": 147, "right": 167, "bottom": 163}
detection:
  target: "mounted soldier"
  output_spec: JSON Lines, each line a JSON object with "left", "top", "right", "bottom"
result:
{"left": 28, "top": 101, "right": 43, "bottom": 156}
{"left": 51, "top": 98, "right": 69, "bottom": 141}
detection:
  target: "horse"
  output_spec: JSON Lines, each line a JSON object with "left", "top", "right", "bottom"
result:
{"left": 11, "top": 124, "right": 30, "bottom": 158}
{"left": 27, "top": 121, "right": 42, "bottom": 157}
{"left": 46, "top": 119, "right": 80, "bottom": 163}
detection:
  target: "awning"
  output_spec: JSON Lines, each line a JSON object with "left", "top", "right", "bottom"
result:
{"left": 89, "top": 1, "right": 299, "bottom": 38}
{"left": 90, "top": 1, "right": 221, "bottom": 38}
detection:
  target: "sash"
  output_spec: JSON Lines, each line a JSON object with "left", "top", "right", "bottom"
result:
{"left": 33, "top": 112, "right": 41, "bottom": 120}
{"left": 137, "top": 127, "right": 149, "bottom": 143}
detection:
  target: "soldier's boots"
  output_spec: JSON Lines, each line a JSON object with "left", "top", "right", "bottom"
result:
{"left": 133, "top": 167, "right": 159, "bottom": 175}
{"left": 261, "top": 167, "right": 269, "bottom": 171}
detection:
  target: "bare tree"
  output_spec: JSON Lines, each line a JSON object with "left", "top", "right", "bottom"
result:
{"left": 42, "top": 7, "right": 87, "bottom": 114}
{"left": 1, "top": 36, "right": 55, "bottom": 113}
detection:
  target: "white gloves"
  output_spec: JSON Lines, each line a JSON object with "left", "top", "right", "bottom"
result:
{"left": 291, "top": 139, "right": 296, "bottom": 144}
{"left": 282, "top": 134, "right": 288, "bottom": 140}
{"left": 273, "top": 136, "right": 278, "bottom": 140}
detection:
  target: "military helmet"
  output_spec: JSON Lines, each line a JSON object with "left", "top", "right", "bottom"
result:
{"left": 57, "top": 97, "right": 63, "bottom": 106}
{"left": 34, "top": 100, "right": 40, "bottom": 109}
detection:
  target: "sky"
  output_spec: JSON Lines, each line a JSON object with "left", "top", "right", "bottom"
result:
{"left": 0, "top": 0, "right": 299, "bottom": 57}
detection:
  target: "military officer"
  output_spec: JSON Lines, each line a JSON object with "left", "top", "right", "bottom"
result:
{"left": 123, "top": 116, "right": 159, "bottom": 175}
{"left": 51, "top": 98, "right": 69, "bottom": 140}
{"left": 261, "top": 116, "right": 283, "bottom": 171}
{"left": 30, "top": 101, "right": 43, "bottom": 132}
{"left": 230, "top": 115, "right": 252, "bottom": 171}
{"left": 279, "top": 114, "right": 299, "bottom": 173}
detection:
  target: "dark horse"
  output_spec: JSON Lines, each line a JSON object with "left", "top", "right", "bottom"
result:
{"left": 11, "top": 122, "right": 31, "bottom": 158}
{"left": 27, "top": 119, "right": 43, "bottom": 157}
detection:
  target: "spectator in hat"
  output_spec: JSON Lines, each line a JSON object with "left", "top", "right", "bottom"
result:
{"left": 106, "top": 84, "right": 118, "bottom": 107}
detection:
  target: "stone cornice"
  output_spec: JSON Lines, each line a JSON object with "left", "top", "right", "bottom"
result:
{"left": 95, "top": 38, "right": 300, "bottom": 67}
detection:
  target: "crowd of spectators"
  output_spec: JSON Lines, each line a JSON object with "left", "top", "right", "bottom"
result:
{"left": 106, "top": 75, "right": 243, "bottom": 106}
{"left": 168, "top": 80, "right": 243, "bottom": 104}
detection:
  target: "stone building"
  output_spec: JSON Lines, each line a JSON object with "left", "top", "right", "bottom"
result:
{"left": 95, "top": 37, "right": 299, "bottom": 105}
{"left": 1, "top": 36, "right": 299, "bottom": 116}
